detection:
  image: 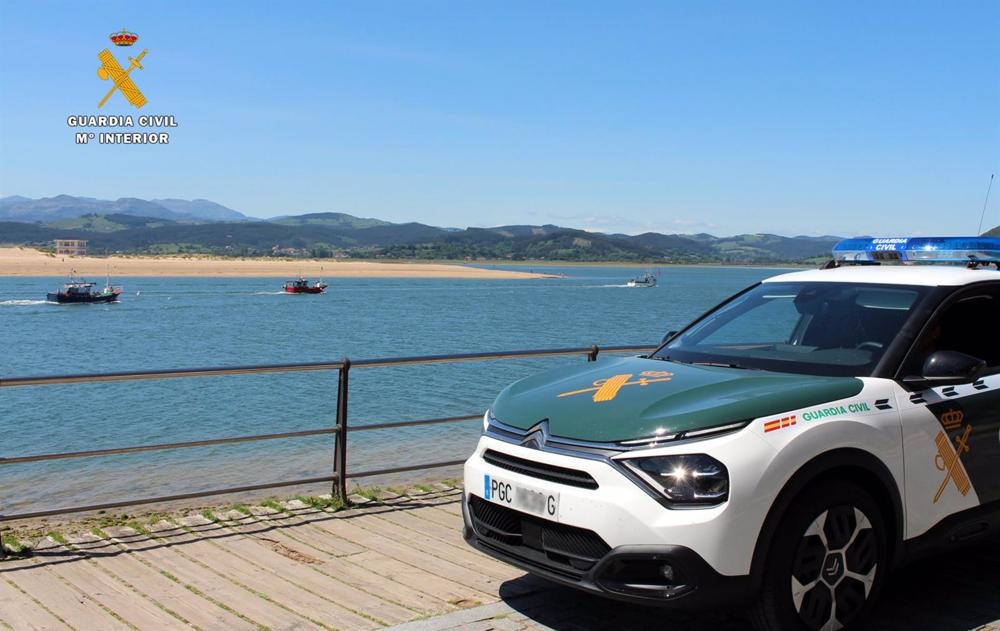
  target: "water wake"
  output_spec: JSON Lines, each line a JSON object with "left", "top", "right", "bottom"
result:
{"left": 0, "top": 299, "right": 49, "bottom": 306}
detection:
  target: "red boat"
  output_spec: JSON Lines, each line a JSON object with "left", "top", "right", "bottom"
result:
{"left": 283, "top": 278, "right": 327, "bottom": 294}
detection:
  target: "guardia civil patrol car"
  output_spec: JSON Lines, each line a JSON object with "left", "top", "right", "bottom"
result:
{"left": 463, "top": 237, "right": 1000, "bottom": 631}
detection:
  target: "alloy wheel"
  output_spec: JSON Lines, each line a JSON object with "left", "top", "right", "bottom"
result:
{"left": 790, "top": 505, "right": 878, "bottom": 630}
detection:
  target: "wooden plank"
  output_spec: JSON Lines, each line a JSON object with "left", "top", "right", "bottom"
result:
{"left": 241, "top": 506, "right": 483, "bottom": 610}
{"left": 242, "top": 509, "right": 366, "bottom": 557}
{"left": 345, "top": 550, "right": 483, "bottom": 608}
{"left": 169, "top": 516, "right": 376, "bottom": 631}
{"left": 432, "top": 501, "right": 464, "bottom": 517}
{"left": 366, "top": 508, "right": 546, "bottom": 594}
{"left": 202, "top": 513, "right": 420, "bottom": 626}
{"left": 407, "top": 506, "right": 465, "bottom": 524}
{"left": 321, "top": 555, "right": 456, "bottom": 616}
{"left": 33, "top": 540, "right": 190, "bottom": 630}
{"left": 304, "top": 517, "right": 499, "bottom": 600}
{"left": 68, "top": 533, "right": 254, "bottom": 630}
{"left": 404, "top": 504, "right": 466, "bottom": 530}
{"left": 374, "top": 507, "right": 469, "bottom": 548}
{"left": 4, "top": 556, "right": 130, "bottom": 631}
{"left": 361, "top": 513, "right": 524, "bottom": 584}
{"left": 103, "top": 525, "right": 321, "bottom": 631}
{"left": 243, "top": 511, "right": 451, "bottom": 615}
{"left": 0, "top": 578, "right": 71, "bottom": 631}
{"left": 361, "top": 492, "right": 463, "bottom": 516}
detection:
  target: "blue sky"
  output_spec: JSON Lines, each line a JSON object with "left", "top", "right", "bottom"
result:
{"left": 0, "top": 1, "right": 997, "bottom": 236}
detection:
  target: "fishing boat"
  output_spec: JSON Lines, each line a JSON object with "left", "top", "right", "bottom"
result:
{"left": 283, "top": 278, "right": 327, "bottom": 294}
{"left": 626, "top": 271, "right": 658, "bottom": 288}
{"left": 46, "top": 274, "right": 122, "bottom": 304}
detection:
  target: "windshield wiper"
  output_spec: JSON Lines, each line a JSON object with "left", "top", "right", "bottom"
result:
{"left": 653, "top": 355, "right": 691, "bottom": 365}
{"left": 655, "top": 357, "right": 758, "bottom": 371}
{"left": 690, "top": 361, "right": 758, "bottom": 370}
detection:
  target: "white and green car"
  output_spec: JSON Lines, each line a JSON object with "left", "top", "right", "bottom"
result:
{"left": 462, "top": 237, "right": 1000, "bottom": 631}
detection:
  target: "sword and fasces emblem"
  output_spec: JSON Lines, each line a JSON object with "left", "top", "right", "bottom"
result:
{"left": 558, "top": 371, "right": 673, "bottom": 403}
{"left": 933, "top": 410, "right": 972, "bottom": 504}
{"left": 96, "top": 30, "right": 147, "bottom": 108}
{"left": 98, "top": 48, "right": 148, "bottom": 108}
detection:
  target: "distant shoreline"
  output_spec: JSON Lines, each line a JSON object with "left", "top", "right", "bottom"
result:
{"left": 0, "top": 247, "right": 557, "bottom": 279}
{"left": 465, "top": 259, "right": 811, "bottom": 270}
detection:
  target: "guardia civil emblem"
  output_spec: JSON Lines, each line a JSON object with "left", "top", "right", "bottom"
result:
{"left": 97, "top": 29, "right": 148, "bottom": 109}
{"left": 558, "top": 371, "right": 674, "bottom": 403}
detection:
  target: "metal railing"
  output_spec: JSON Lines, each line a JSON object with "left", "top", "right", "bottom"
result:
{"left": 0, "top": 343, "right": 653, "bottom": 554}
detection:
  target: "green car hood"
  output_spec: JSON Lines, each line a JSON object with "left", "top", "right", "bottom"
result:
{"left": 491, "top": 356, "right": 863, "bottom": 443}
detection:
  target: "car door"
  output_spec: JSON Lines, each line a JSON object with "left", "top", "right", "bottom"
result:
{"left": 894, "top": 282, "right": 1000, "bottom": 540}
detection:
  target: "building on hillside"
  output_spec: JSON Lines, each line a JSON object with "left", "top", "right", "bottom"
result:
{"left": 54, "top": 239, "right": 88, "bottom": 256}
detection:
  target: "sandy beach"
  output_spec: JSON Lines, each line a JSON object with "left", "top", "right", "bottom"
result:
{"left": 0, "top": 247, "right": 553, "bottom": 278}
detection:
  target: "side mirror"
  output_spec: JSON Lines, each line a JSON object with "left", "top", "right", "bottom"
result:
{"left": 903, "top": 350, "right": 986, "bottom": 390}
{"left": 661, "top": 330, "right": 678, "bottom": 344}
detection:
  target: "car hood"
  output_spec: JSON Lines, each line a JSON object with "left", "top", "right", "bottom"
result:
{"left": 491, "top": 356, "right": 863, "bottom": 443}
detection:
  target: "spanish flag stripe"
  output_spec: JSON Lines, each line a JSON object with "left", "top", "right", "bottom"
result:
{"left": 764, "top": 415, "right": 797, "bottom": 433}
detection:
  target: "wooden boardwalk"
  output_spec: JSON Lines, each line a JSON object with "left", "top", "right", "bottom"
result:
{"left": 0, "top": 484, "right": 997, "bottom": 631}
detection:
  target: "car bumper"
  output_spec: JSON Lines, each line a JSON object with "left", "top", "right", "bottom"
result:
{"left": 462, "top": 494, "right": 754, "bottom": 608}
{"left": 462, "top": 435, "right": 768, "bottom": 608}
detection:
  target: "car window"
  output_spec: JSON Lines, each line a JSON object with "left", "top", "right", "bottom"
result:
{"left": 909, "top": 287, "right": 1000, "bottom": 371}
{"left": 655, "top": 281, "right": 929, "bottom": 377}
{"left": 696, "top": 293, "right": 802, "bottom": 346}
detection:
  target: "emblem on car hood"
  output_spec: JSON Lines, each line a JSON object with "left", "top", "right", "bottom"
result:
{"left": 557, "top": 370, "right": 674, "bottom": 403}
{"left": 492, "top": 356, "right": 865, "bottom": 443}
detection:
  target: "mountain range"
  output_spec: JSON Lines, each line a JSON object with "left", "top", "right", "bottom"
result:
{"left": 1, "top": 195, "right": 997, "bottom": 263}
{"left": 0, "top": 195, "right": 247, "bottom": 222}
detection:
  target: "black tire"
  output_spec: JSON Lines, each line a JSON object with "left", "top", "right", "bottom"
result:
{"left": 750, "top": 481, "right": 888, "bottom": 631}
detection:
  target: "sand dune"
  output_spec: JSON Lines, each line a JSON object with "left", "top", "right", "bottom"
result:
{"left": 0, "top": 248, "right": 553, "bottom": 279}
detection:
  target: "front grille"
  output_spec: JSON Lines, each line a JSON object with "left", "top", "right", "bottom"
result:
{"left": 483, "top": 449, "right": 599, "bottom": 489}
{"left": 468, "top": 495, "right": 610, "bottom": 577}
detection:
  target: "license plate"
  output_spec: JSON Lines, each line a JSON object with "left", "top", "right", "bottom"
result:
{"left": 483, "top": 474, "right": 559, "bottom": 519}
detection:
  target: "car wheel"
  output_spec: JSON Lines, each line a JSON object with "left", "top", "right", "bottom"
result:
{"left": 751, "top": 481, "right": 887, "bottom": 631}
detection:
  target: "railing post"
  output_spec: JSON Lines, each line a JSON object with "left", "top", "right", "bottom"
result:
{"left": 587, "top": 344, "right": 600, "bottom": 362}
{"left": 333, "top": 357, "right": 350, "bottom": 503}
{"left": 0, "top": 379, "right": 5, "bottom": 559}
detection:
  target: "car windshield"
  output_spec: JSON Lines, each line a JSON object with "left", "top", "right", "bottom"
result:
{"left": 653, "top": 281, "right": 930, "bottom": 377}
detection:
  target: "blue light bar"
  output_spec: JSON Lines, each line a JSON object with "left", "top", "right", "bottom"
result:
{"left": 832, "top": 237, "right": 1000, "bottom": 264}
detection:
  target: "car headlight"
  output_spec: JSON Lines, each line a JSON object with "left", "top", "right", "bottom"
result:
{"left": 483, "top": 408, "right": 494, "bottom": 433}
{"left": 620, "top": 454, "right": 729, "bottom": 505}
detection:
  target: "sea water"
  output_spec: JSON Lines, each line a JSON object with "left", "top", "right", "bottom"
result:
{"left": 0, "top": 265, "right": 783, "bottom": 513}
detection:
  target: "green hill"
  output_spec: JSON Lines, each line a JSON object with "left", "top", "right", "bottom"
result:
{"left": 0, "top": 220, "right": 350, "bottom": 256}
{"left": 624, "top": 233, "right": 714, "bottom": 257}
{"left": 44, "top": 213, "right": 180, "bottom": 232}
{"left": 270, "top": 212, "right": 391, "bottom": 230}
{"left": 0, "top": 211, "right": 848, "bottom": 263}
{"left": 376, "top": 228, "right": 663, "bottom": 262}
{"left": 485, "top": 225, "right": 565, "bottom": 238}
{"left": 707, "top": 234, "right": 838, "bottom": 261}
{"left": 338, "top": 222, "right": 448, "bottom": 246}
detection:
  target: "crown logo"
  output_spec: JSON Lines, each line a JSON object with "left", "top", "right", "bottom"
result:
{"left": 109, "top": 28, "right": 138, "bottom": 47}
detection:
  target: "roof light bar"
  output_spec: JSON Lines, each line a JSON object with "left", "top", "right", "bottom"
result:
{"left": 832, "top": 237, "right": 1000, "bottom": 264}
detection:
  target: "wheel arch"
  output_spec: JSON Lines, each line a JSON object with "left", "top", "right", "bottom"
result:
{"left": 748, "top": 447, "right": 905, "bottom": 588}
